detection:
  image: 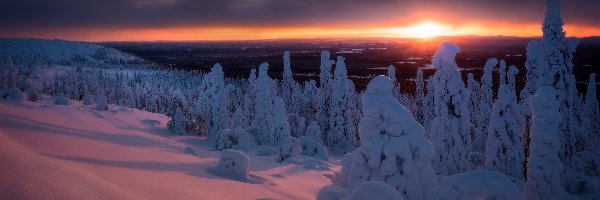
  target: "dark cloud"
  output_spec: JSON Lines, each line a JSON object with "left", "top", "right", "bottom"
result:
{"left": 0, "top": 0, "right": 598, "bottom": 31}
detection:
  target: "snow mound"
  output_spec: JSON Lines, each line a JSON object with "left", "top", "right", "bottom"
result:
{"left": 347, "top": 181, "right": 404, "bottom": 200}
{"left": 184, "top": 146, "right": 197, "bottom": 156}
{"left": 426, "top": 170, "right": 522, "bottom": 200}
{"left": 212, "top": 149, "right": 250, "bottom": 181}
{"left": 365, "top": 75, "right": 393, "bottom": 94}
{"left": 298, "top": 136, "right": 329, "bottom": 160}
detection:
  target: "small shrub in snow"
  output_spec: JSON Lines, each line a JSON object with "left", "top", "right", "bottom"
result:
{"left": 212, "top": 149, "right": 250, "bottom": 181}
{"left": 255, "top": 145, "right": 276, "bottom": 156}
{"left": 347, "top": 181, "right": 404, "bottom": 200}
{"left": 0, "top": 87, "right": 23, "bottom": 102}
{"left": 298, "top": 136, "right": 328, "bottom": 160}
{"left": 214, "top": 127, "right": 256, "bottom": 151}
{"left": 52, "top": 95, "right": 70, "bottom": 105}
{"left": 426, "top": 170, "right": 522, "bottom": 200}
{"left": 167, "top": 107, "right": 186, "bottom": 135}
{"left": 277, "top": 137, "right": 301, "bottom": 162}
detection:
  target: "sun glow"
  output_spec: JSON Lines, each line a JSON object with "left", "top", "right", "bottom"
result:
{"left": 408, "top": 22, "right": 451, "bottom": 38}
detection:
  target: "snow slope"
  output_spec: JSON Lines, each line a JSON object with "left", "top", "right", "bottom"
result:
{"left": 0, "top": 98, "right": 336, "bottom": 200}
{"left": 0, "top": 39, "right": 139, "bottom": 65}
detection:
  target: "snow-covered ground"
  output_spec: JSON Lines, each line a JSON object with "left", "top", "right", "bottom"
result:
{"left": 0, "top": 98, "right": 337, "bottom": 200}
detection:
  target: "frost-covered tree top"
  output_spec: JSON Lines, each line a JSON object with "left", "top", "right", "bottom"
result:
{"left": 387, "top": 65, "right": 396, "bottom": 84}
{"left": 432, "top": 42, "right": 460, "bottom": 70}
{"left": 542, "top": 0, "right": 565, "bottom": 48}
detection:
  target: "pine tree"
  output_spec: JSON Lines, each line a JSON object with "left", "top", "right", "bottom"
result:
{"left": 429, "top": 42, "right": 472, "bottom": 175}
{"left": 197, "top": 63, "right": 228, "bottom": 141}
{"left": 485, "top": 66, "right": 524, "bottom": 180}
{"left": 474, "top": 58, "right": 498, "bottom": 153}
{"left": 318, "top": 51, "right": 335, "bottom": 137}
{"left": 415, "top": 68, "right": 425, "bottom": 126}
{"left": 328, "top": 56, "right": 357, "bottom": 154}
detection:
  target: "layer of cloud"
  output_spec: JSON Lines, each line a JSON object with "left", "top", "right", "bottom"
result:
{"left": 1, "top": 0, "right": 598, "bottom": 32}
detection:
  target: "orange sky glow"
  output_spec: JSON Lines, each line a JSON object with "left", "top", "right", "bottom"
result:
{"left": 9, "top": 21, "right": 599, "bottom": 42}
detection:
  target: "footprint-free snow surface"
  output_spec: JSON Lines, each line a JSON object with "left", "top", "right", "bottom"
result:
{"left": 0, "top": 99, "right": 337, "bottom": 200}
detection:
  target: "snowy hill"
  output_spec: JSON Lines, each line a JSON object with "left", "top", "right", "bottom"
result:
{"left": 0, "top": 98, "right": 336, "bottom": 200}
{"left": 0, "top": 39, "right": 143, "bottom": 66}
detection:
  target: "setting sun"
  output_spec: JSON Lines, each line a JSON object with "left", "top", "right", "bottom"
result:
{"left": 408, "top": 22, "right": 451, "bottom": 38}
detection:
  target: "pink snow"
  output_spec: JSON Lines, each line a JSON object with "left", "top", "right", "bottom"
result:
{"left": 0, "top": 99, "right": 335, "bottom": 200}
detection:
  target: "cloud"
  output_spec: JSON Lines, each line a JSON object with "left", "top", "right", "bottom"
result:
{"left": 0, "top": 0, "right": 598, "bottom": 31}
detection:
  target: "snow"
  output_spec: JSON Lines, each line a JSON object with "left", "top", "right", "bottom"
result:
{"left": 347, "top": 181, "right": 404, "bottom": 200}
{"left": 211, "top": 149, "right": 250, "bottom": 181}
{"left": 426, "top": 170, "right": 522, "bottom": 200}
{"left": 0, "top": 99, "right": 335, "bottom": 200}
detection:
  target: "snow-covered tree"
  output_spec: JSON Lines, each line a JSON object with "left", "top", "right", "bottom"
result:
{"left": 197, "top": 63, "right": 228, "bottom": 140}
{"left": 423, "top": 77, "right": 435, "bottom": 134}
{"left": 281, "top": 51, "right": 300, "bottom": 115}
{"left": 248, "top": 63, "right": 275, "bottom": 146}
{"left": 95, "top": 88, "right": 108, "bottom": 110}
{"left": 277, "top": 137, "right": 301, "bottom": 162}
{"left": 305, "top": 120, "right": 323, "bottom": 144}
{"left": 472, "top": 58, "right": 497, "bottom": 156}
{"left": 525, "top": 86, "right": 566, "bottom": 200}
{"left": 521, "top": 40, "right": 544, "bottom": 100}
{"left": 415, "top": 68, "right": 426, "bottom": 126}
{"left": 466, "top": 73, "right": 480, "bottom": 155}
{"left": 301, "top": 80, "right": 319, "bottom": 121}
{"left": 539, "top": 0, "right": 581, "bottom": 173}
{"left": 318, "top": 51, "right": 335, "bottom": 136}
{"left": 387, "top": 65, "right": 401, "bottom": 100}
{"left": 328, "top": 56, "right": 357, "bottom": 154}
{"left": 429, "top": 42, "right": 472, "bottom": 175}
{"left": 168, "top": 107, "right": 186, "bottom": 135}
{"left": 584, "top": 73, "right": 599, "bottom": 142}
{"left": 272, "top": 97, "right": 291, "bottom": 146}
{"left": 341, "top": 75, "right": 436, "bottom": 200}
{"left": 215, "top": 127, "right": 256, "bottom": 151}
{"left": 243, "top": 69, "right": 258, "bottom": 123}
{"left": 485, "top": 66, "right": 524, "bottom": 180}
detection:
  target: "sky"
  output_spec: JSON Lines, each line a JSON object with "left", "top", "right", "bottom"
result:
{"left": 1, "top": 0, "right": 599, "bottom": 41}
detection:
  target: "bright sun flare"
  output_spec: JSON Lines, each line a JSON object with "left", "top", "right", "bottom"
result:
{"left": 409, "top": 22, "right": 450, "bottom": 38}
